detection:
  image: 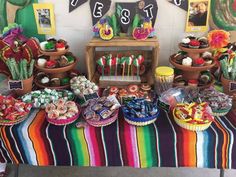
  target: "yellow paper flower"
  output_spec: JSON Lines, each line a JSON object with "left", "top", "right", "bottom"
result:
{"left": 207, "top": 30, "right": 230, "bottom": 49}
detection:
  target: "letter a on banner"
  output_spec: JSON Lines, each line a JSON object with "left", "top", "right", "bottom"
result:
{"left": 90, "top": 0, "right": 111, "bottom": 26}
{"left": 69, "top": 0, "right": 88, "bottom": 12}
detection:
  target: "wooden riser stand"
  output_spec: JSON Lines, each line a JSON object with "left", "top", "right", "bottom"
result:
{"left": 85, "top": 37, "right": 159, "bottom": 88}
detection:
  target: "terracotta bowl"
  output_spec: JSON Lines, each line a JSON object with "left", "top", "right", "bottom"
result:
{"left": 35, "top": 58, "right": 78, "bottom": 74}
{"left": 39, "top": 47, "right": 70, "bottom": 57}
{"left": 169, "top": 55, "right": 216, "bottom": 72}
{"left": 178, "top": 44, "right": 211, "bottom": 53}
{"left": 34, "top": 78, "right": 70, "bottom": 90}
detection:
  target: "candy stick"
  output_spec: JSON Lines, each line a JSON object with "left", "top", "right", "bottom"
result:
{"left": 115, "top": 56, "right": 120, "bottom": 77}
{"left": 97, "top": 57, "right": 106, "bottom": 78}
{"left": 133, "top": 58, "right": 140, "bottom": 79}
{"left": 107, "top": 57, "right": 112, "bottom": 77}
{"left": 126, "top": 57, "right": 133, "bottom": 77}
{"left": 120, "top": 57, "right": 126, "bottom": 80}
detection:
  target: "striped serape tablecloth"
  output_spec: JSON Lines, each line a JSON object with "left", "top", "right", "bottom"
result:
{"left": 0, "top": 108, "right": 236, "bottom": 169}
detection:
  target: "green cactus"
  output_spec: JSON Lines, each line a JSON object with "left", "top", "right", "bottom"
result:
{"left": 6, "top": 58, "right": 35, "bottom": 80}
{"left": 220, "top": 59, "right": 230, "bottom": 79}
{"left": 28, "top": 59, "right": 35, "bottom": 78}
{"left": 21, "top": 59, "right": 28, "bottom": 79}
{"left": 231, "top": 57, "right": 236, "bottom": 80}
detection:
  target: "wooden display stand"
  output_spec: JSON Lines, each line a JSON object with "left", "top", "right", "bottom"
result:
{"left": 85, "top": 37, "right": 159, "bottom": 88}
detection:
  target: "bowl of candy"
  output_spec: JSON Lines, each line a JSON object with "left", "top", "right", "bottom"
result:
{"left": 45, "top": 99, "right": 80, "bottom": 126}
{"left": 83, "top": 95, "right": 121, "bottom": 127}
{"left": 122, "top": 98, "right": 160, "bottom": 126}
{"left": 22, "top": 88, "right": 74, "bottom": 109}
{"left": 199, "top": 88, "right": 232, "bottom": 116}
{"left": 173, "top": 102, "right": 214, "bottom": 131}
{"left": 0, "top": 95, "right": 32, "bottom": 126}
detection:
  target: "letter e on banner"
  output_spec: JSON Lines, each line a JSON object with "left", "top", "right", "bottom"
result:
{"left": 93, "top": 2, "right": 104, "bottom": 18}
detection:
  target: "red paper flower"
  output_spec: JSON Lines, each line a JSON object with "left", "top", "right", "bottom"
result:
{"left": 207, "top": 30, "right": 230, "bottom": 49}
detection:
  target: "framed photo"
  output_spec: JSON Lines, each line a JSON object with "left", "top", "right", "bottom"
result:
{"left": 185, "top": 0, "right": 211, "bottom": 32}
{"left": 33, "top": 3, "right": 56, "bottom": 35}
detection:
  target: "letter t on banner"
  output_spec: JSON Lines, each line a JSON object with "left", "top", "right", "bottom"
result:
{"left": 90, "top": 0, "right": 111, "bottom": 26}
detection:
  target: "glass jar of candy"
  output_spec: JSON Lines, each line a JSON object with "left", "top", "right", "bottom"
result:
{"left": 154, "top": 66, "right": 174, "bottom": 95}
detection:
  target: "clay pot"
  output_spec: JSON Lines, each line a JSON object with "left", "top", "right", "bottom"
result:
{"left": 221, "top": 75, "right": 236, "bottom": 96}
{"left": 9, "top": 76, "right": 34, "bottom": 96}
{"left": 169, "top": 55, "right": 216, "bottom": 80}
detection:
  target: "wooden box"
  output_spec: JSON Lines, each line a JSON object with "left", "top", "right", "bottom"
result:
{"left": 85, "top": 37, "right": 159, "bottom": 88}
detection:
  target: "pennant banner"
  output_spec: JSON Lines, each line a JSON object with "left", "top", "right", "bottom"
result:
{"left": 69, "top": 0, "right": 88, "bottom": 13}
{"left": 116, "top": 2, "right": 136, "bottom": 33}
{"left": 90, "top": 0, "right": 111, "bottom": 26}
{"left": 168, "top": 0, "right": 188, "bottom": 11}
{"left": 137, "top": 0, "right": 158, "bottom": 26}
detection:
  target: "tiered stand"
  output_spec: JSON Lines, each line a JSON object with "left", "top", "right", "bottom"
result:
{"left": 85, "top": 37, "right": 159, "bottom": 88}
{"left": 35, "top": 48, "right": 78, "bottom": 89}
{"left": 169, "top": 44, "right": 215, "bottom": 81}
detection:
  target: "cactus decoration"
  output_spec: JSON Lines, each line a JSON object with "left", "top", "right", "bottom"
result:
{"left": 220, "top": 57, "right": 236, "bottom": 80}
{"left": 6, "top": 58, "right": 35, "bottom": 80}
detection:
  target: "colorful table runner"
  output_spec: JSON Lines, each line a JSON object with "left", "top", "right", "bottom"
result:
{"left": 0, "top": 109, "right": 236, "bottom": 169}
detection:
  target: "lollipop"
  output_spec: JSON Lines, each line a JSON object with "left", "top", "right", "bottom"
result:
{"left": 137, "top": 55, "right": 144, "bottom": 64}
{"left": 133, "top": 58, "right": 140, "bottom": 79}
{"left": 120, "top": 57, "right": 126, "bottom": 79}
{"left": 97, "top": 56, "right": 106, "bottom": 78}
{"left": 113, "top": 57, "right": 120, "bottom": 77}
{"left": 126, "top": 57, "right": 133, "bottom": 77}
{"left": 107, "top": 57, "right": 113, "bottom": 76}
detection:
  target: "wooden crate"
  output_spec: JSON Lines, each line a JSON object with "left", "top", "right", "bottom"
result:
{"left": 85, "top": 37, "right": 159, "bottom": 88}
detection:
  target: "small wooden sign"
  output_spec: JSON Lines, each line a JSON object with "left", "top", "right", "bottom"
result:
{"left": 8, "top": 80, "right": 23, "bottom": 90}
{"left": 229, "top": 82, "right": 236, "bottom": 92}
{"left": 83, "top": 92, "right": 99, "bottom": 102}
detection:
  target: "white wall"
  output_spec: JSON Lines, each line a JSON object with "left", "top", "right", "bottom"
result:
{"left": 39, "top": 0, "right": 207, "bottom": 73}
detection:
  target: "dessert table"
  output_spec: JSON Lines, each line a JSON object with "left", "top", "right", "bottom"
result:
{"left": 0, "top": 108, "right": 236, "bottom": 169}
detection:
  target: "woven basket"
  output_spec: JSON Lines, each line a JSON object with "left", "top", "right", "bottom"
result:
{"left": 0, "top": 116, "right": 27, "bottom": 126}
{"left": 85, "top": 109, "right": 119, "bottom": 127}
{"left": 46, "top": 104, "right": 81, "bottom": 126}
{"left": 123, "top": 109, "right": 160, "bottom": 126}
{"left": 212, "top": 108, "right": 231, "bottom": 117}
{"left": 173, "top": 109, "right": 212, "bottom": 131}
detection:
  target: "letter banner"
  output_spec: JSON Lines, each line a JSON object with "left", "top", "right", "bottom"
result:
{"left": 116, "top": 2, "right": 136, "bottom": 33}
{"left": 90, "top": 0, "right": 111, "bottom": 26}
{"left": 168, "top": 0, "right": 188, "bottom": 11}
{"left": 137, "top": 0, "right": 158, "bottom": 27}
{"left": 69, "top": 0, "right": 88, "bottom": 13}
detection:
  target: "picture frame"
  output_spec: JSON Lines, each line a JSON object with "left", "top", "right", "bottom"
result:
{"left": 33, "top": 3, "right": 56, "bottom": 35}
{"left": 185, "top": 0, "right": 211, "bottom": 32}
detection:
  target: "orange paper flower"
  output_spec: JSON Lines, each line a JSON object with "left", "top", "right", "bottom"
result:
{"left": 207, "top": 30, "right": 230, "bottom": 49}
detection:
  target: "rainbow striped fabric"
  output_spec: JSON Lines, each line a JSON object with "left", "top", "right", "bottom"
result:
{"left": 0, "top": 109, "right": 236, "bottom": 169}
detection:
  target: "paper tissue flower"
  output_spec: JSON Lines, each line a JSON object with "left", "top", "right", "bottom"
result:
{"left": 207, "top": 30, "right": 230, "bottom": 49}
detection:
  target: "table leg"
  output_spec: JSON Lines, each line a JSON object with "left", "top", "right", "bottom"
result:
{"left": 220, "top": 169, "right": 225, "bottom": 177}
